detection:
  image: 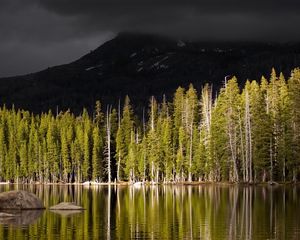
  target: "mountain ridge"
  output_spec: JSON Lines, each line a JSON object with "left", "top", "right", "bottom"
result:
{"left": 1, "top": 32, "right": 300, "bottom": 114}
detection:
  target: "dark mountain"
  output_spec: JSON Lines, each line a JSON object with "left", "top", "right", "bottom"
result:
{"left": 1, "top": 32, "right": 300, "bottom": 114}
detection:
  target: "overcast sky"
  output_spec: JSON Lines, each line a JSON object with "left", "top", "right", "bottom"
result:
{"left": 1, "top": 0, "right": 300, "bottom": 77}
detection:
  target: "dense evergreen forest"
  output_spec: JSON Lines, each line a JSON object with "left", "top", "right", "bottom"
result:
{"left": 0, "top": 68, "right": 300, "bottom": 184}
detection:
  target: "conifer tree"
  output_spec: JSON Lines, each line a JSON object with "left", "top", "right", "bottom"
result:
{"left": 147, "top": 96, "right": 161, "bottom": 182}
{"left": 126, "top": 130, "right": 137, "bottom": 182}
{"left": 210, "top": 88, "right": 227, "bottom": 181}
{"left": 248, "top": 79, "right": 271, "bottom": 182}
{"left": 185, "top": 84, "right": 198, "bottom": 182}
{"left": 199, "top": 84, "right": 213, "bottom": 181}
{"left": 83, "top": 128, "right": 91, "bottom": 181}
{"left": 92, "top": 126, "right": 102, "bottom": 181}
{"left": 160, "top": 113, "right": 173, "bottom": 182}
{"left": 0, "top": 121, "right": 7, "bottom": 181}
{"left": 224, "top": 78, "right": 241, "bottom": 182}
{"left": 61, "top": 129, "right": 70, "bottom": 182}
{"left": 116, "top": 96, "right": 134, "bottom": 181}
{"left": 46, "top": 121, "right": 59, "bottom": 182}
{"left": 288, "top": 68, "right": 300, "bottom": 181}
{"left": 105, "top": 106, "right": 112, "bottom": 183}
{"left": 277, "top": 73, "right": 292, "bottom": 182}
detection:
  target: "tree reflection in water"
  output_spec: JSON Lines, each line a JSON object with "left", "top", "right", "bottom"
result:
{"left": 0, "top": 184, "right": 299, "bottom": 240}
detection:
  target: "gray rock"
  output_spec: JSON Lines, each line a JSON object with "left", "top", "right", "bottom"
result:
{"left": 0, "top": 191, "right": 45, "bottom": 210}
{"left": 49, "top": 202, "right": 84, "bottom": 210}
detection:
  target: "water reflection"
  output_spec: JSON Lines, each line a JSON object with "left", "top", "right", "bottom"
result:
{"left": 0, "top": 184, "right": 299, "bottom": 239}
{"left": 0, "top": 210, "right": 43, "bottom": 225}
{"left": 49, "top": 210, "right": 83, "bottom": 217}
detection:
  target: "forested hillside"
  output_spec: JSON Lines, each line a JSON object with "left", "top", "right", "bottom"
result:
{"left": 1, "top": 33, "right": 300, "bottom": 114}
{"left": 0, "top": 68, "right": 299, "bottom": 183}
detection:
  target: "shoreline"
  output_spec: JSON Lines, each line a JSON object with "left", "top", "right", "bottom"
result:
{"left": 0, "top": 181, "right": 298, "bottom": 186}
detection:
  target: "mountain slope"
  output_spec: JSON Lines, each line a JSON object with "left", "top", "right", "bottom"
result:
{"left": 1, "top": 32, "right": 300, "bottom": 113}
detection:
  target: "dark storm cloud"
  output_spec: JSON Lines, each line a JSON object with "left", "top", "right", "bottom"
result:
{"left": 32, "top": 0, "right": 300, "bottom": 40}
{"left": 0, "top": 0, "right": 300, "bottom": 77}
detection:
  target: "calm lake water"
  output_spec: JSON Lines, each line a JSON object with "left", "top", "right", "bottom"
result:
{"left": 0, "top": 184, "right": 299, "bottom": 240}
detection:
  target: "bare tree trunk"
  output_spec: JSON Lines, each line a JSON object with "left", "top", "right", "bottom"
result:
{"left": 201, "top": 85, "right": 213, "bottom": 180}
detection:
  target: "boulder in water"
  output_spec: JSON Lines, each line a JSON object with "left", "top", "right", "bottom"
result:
{"left": 0, "top": 190, "right": 45, "bottom": 210}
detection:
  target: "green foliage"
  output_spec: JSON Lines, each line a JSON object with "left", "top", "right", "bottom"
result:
{"left": 0, "top": 68, "right": 299, "bottom": 183}
{"left": 92, "top": 126, "right": 102, "bottom": 181}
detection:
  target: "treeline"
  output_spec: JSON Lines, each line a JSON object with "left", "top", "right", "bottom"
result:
{"left": 1, "top": 68, "right": 300, "bottom": 183}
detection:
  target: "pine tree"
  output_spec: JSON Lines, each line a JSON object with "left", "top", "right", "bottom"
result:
{"left": 0, "top": 121, "right": 7, "bottom": 181}
{"left": 147, "top": 96, "right": 161, "bottom": 182}
{"left": 116, "top": 96, "right": 134, "bottom": 181}
{"left": 225, "top": 78, "right": 241, "bottom": 182}
{"left": 138, "top": 135, "right": 147, "bottom": 182}
{"left": 83, "top": 125, "right": 91, "bottom": 181}
{"left": 92, "top": 126, "right": 102, "bottom": 181}
{"left": 277, "top": 73, "right": 292, "bottom": 182}
{"left": 46, "top": 120, "right": 59, "bottom": 183}
{"left": 288, "top": 68, "right": 300, "bottom": 181}
{"left": 105, "top": 106, "right": 112, "bottom": 183}
{"left": 199, "top": 84, "right": 213, "bottom": 181}
{"left": 211, "top": 88, "right": 227, "bottom": 181}
{"left": 28, "top": 116, "right": 38, "bottom": 182}
{"left": 267, "top": 69, "right": 281, "bottom": 181}
{"left": 185, "top": 84, "right": 198, "bottom": 182}
{"left": 126, "top": 130, "right": 137, "bottom": 182}
{"left": 175, "top": 126, "right": 186, "bottom": 181}
{"left": 61, "top": 129, "right": 70, "bottom": 182}
{"left": 249, "top": 79, "right": 271, "bottom": 182}
{"left": 160, "top": 113, "right": 173, "bottom": 182}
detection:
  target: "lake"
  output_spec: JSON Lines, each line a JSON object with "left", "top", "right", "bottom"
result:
{"left": 0, "top": 184, "right": 299, "bottom": 239}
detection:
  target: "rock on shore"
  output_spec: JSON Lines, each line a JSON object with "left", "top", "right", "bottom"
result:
{"left": 0, "top": 190, "right": 45, "bottom": 210}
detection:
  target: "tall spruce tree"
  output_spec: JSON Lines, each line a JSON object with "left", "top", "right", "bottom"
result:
{"left": 116, "top": 96, "right": 134, "bottom": 181}
{"left": 288, "top": 68, "right": 300, "bottom": 181}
